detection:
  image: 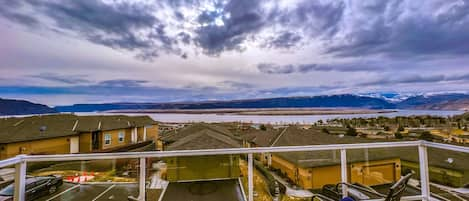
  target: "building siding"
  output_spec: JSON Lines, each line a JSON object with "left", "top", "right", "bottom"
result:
{"left": 1, "top": 136, "right": 73, "bottom": 159}
{"left": 271, "top": 154, "right": 401, "bottom": 189}
{"left": 101, "top": 129, "right": 129, "bottom": 150}
{"left": 166, "top": 155, "right": 240, "bottom": 182}
{"left": 79, "top": 132, "right": 92, "bottom": 153}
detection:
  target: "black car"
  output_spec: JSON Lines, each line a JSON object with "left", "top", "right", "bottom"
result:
{"left": 0, "top": 176, "right": 63, "bottom": 201}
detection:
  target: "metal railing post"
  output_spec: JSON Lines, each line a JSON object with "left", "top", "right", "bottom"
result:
{"left": 14, "top": 159, "right": 26, "bottom": 201}
{"left": 418, "top": 143, "right": 430, "bottom": 201}
{"left": 340, "top": 149, "right": 348, "bottom": 198}
{"left": 138, "top": 157, "right": 146, "bottom": 201}
{"left": 248, "top": 153, "right": 253, "bottom": 201}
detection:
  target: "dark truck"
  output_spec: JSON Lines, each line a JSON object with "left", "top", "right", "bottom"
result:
{"left": 0, "top": 176, "right": 63, "bottom": 201}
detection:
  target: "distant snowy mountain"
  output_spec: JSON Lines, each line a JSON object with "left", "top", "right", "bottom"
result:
{"left": 359, "top": 92, "right": 419, "bottom": 103}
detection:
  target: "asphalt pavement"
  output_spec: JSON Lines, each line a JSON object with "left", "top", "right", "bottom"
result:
{"left": 36, "top": 183, "right": 138, "bottom": 201}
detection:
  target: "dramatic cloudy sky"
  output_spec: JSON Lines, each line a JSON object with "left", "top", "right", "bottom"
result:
{"left": 1, "top": 0, "right": 469, "bottom": 105}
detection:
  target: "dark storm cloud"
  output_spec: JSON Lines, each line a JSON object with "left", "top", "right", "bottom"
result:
{"left": 262, "top": 32, "right": 302, "bottom": 49}
{"left": 277, "top": 0, "right": 345, "bottom": 37}
{"left": 30, "top": 73, "right": 90, "bottom": 84}
{"left": 98, "top": 79, "right": 148, "bottom": 87}
{"left": 0, "top": 1, "right": 38, "bottom": 27}
{"left": 257, "top": 63, "right": 295, "bottom": 74}
{"left": 1, "top": 0, "right": 469, "bottom": 60}
{"left": 258, "top": 63, "right": 379, "bottom": 74}
{"left": 194, "top": 0, "right": 267, "bottom": 55}
{"left": 0, "top": 0, "right": 184, "bottom": 60}
{"left": 324, "top": 1, "right": 469, "bottom": 57}
{"left": 360, "top": 73, "right": 469, "bottom": 86}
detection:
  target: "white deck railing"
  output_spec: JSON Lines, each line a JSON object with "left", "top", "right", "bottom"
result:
{"left": 1, "top": 140, "right": 468, "bottom": 201}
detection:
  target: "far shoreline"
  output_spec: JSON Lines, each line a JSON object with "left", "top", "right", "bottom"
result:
{"left": 105, "top": 108, "right": 398, "bottom": 116}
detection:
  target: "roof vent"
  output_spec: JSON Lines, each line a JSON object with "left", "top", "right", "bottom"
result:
{"left": 39, "top": 126, "right": 47, "bottom": 132}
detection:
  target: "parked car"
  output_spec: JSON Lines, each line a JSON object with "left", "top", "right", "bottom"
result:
{"left": 0, "top": 169, "right": 15, "bottom": 190}
{"left": 0, "top": 176, "right": 63, "bottom": 201}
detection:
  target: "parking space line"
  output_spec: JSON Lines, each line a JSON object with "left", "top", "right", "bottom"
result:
{"left": 91, "top": 184, "right": 116, "bottom": 201}
{"left": 45, "top": 184, "right": 80, "bottom": 201}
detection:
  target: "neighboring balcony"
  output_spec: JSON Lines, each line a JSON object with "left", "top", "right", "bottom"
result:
{"left": 0, "top": 141, "right": 468, "bottom": 201}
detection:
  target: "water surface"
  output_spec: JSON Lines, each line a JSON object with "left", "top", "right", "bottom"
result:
{"left": 77, "top": 110, "right": 465, "bottom": 124}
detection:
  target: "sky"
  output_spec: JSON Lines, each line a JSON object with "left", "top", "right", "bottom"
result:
{"left": 0, "top": 0, "right": 469, "bottom": 106}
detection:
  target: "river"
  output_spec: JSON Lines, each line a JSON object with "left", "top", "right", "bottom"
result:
{"left": 76, "top": 109, "right": 466, "bottom": 124}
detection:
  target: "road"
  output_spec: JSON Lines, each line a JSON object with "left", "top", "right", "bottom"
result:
{"left": 36, "top": 183, "right": 138, "bottom": 201}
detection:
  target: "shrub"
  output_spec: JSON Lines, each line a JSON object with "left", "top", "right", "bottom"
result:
{"left": 419, "top": 131, "right": 434, "bottom": 141}
{"left": 346, "top": 126, "right": 357, "bottom": 136}
{"left": 394, "top": 132, "right": 403, "bottom": 139}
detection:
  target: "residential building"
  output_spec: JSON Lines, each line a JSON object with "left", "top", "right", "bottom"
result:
{"left": 157, "top": 123, "right": 245, "bottom": 201}
{"left": 0, "top": 114, "right": 158, "bottom": 159}
{"left": 241, "top": 126, "right": 402, "bottom": 189}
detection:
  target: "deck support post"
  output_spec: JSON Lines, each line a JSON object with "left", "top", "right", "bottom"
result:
{"left": 248, "top": 153, "right": 254, "bottom": 201}
{"left": 139, "top": 157, "right": 146, "bottom": 201}
{"left": 14, "top": 158, "right": 26, "bottom": 201}
{"left": 340, "top": 149, "right": 348, "bottom": 198}
{"left": 419, "top": 143, "right": 430, "bottom": 201}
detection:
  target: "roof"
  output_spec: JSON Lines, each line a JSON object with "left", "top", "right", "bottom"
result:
{"left": 161, "top": 123, "right": 242, "bottom": 150}
{"left": 245, "top": 126, "right": 469, "bottom": 171}
{"left": 166, "top": 129, "right": 241, "bottom": 151}
{"left": 238, "top": 127, "right": 284, "bottom": 147}
{"left": 0, "top": 114, "right": 157, "bottom": 144}
{"left": 160, "top": 123, "right": 235, "bottom": 142}
{"left": 245, "top": 126, "right": 404, "bottom": 168}
{"left": 161, "top": 179, "right": 245, "bottom": 201}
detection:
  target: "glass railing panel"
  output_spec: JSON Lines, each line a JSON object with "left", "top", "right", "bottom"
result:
{"left": 426, "top": 147, "right": 469, "bottom": 201}
{"left": 26, "top": 158, "right": 138, "bottom": 201}
{"left": 0, "top": 164, "right": 16, "bottom": 200}
{"left": 150, "top": 154, "right": 245, "bottom": 201}
{"left": 345, "top": 146, "right": 421, "bottom": 200}
{"left": 250, "top": 150, "right": 342, "bottom": 201}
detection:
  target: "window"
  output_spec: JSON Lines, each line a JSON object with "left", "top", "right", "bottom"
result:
{"left": 104, "top": 134, "right": 111, "bottom": 145}
{"left": 118, "top": 132, "right": 125, "bottom": 143}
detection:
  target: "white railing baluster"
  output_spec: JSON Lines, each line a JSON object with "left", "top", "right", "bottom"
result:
{"left": 418, "top": 143, "right": 430, "bottom": 201}
{"left": 14, "top": 158, "right": 26, "bottom": 201}
{"left": 138, "top": 157, "right": 146, "bottom": 201}
{"left": 248, "top": 153, "right": 253, "bottom": 201}
{"left": 340, "top": 149, "right": 348, "bottom": 198}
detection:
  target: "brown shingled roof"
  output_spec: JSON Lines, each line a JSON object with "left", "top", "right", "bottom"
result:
{"left": 161, "top": 123, "right": 242, "bottom": 150}
{"left": 0, "top": 114, "right": 157, "bottom": 144}
{"left": 166, "top": 129, "right": 241, "bottom": 151}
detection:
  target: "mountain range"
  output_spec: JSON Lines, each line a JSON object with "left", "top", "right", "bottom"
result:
{"left": 2, "top": 93, "right": 469, "bottom": 115}
{"left": 54, "top": 93, "right": 469, "bottom": 113}
{"left": 0, "top": 98, "right": 57, "bottom": 115}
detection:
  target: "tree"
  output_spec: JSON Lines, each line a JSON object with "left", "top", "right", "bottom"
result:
{"left": 398, "top": 125, "right": 405, "bottom": 132}
{"left": 384, "top": 125, "right": 391, "bottom": 131}
{"left": 322, "top": 128, "right": 330, "bottom": 134}
{"left": 346, "top": 126, "right": 357, "bottom": 137}
{"left": 260, "top": 124, "right": 267, "bottom": 131}
{"left": 394, "top": 132, "right": 403, "bottom": 139}
{"left": 419, "top": 131, "right": 434, "bottom": 141}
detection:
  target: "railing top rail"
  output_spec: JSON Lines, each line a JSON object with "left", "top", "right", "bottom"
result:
{"left": 423, "top": 141, "right": 469, "bottom": 154}
{"left": 19, "top": 141, "right": 421, "bottom": 162}
{"left": 0, "top": 141, "right": 468, "bottom": 166}
{"left": 0, "top": 155, "right": 23, "bottom": 168}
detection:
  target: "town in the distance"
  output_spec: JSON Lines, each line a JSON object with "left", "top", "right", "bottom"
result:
{"left": 0, "top": 94, "right": 468, "bottom": 201}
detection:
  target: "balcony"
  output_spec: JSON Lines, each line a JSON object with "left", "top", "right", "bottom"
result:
{"left": 0, "top": 140, "right": 468, "bottom": 201}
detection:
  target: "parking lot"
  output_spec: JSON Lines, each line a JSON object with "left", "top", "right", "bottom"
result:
{"left": 36, "top": 183, "right": 138, "bottom": 201}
